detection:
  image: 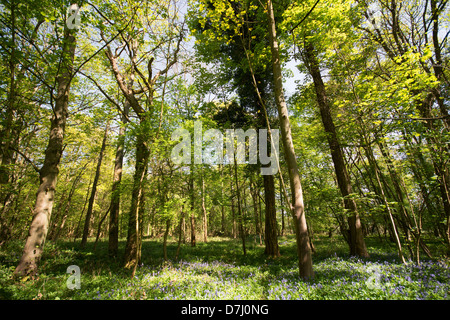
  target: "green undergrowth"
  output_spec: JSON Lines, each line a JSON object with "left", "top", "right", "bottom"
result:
{"left": 0, "top": 236, "right": 449, "bottom": 300}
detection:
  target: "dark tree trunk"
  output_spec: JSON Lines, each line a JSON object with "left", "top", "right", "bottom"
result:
{"left": 52, "top": 162, "right": 86, "bottom": 242}
{"left": 80, "top": 120, "right": 109, "bottom": 249}
{"left": 233, "top": 158, "right": 246, "bottom": 256}
{"left": 201, "top": 169, "right": 208, "bottom": 243}
{"left": 250, "top": 177, "right": 262, "bottom": 245}
{"left": 263, "top": 174, "right": 280, "bottom": 257}
{"left": 303, "top": 41, "right": 369, "bottom": 258}
{"left": 163, "top": 219, "right": 171, "bottom": 261}
{"left": 124, "top": 131, "right": 149, "bottom": 268}
{"left": 175, "top": 207, "right": 185, "bottom": 260}
{"left": 109, "top": 103, "right": 129, "bottom": 257}
{"left": 189, "top": 169, "right": 196, "bottom": 247}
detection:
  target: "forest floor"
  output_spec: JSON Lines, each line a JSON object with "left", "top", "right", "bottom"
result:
{"left": 0, "top": 235, "right": 449, "bottom": 300}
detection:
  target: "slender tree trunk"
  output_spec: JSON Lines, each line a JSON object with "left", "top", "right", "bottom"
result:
{"left": 124, "top": 131, "right": 149, "bottom": 268}
{"left": 109, "top": 104, "right": 129, "bottom": 257}
{"left": 303, "top": 41, "right": 369, "bottom": 258}
{"left": 48, "top": 193, "right": 66, "bottom": 241}
{"left": 416, "top": 94, "right": 450, "bottom": 250}
{"left": 52, "top": 163, "right": 86, "bottom": 242}
{"left": 176, "top": 206, "right": 185, "bottom": 260}
{"left": 372, "top": 158, "right": 406, "bottom": 264}
{"left": 267, "top": 0, "right": 313, "bottom": 279}
{"left": 189, "top": 168, "right": 196, "bottom": 246}
{"left": 221, "top": 166, "right": 226, "bottom": 235}
{"left": 74, "top": 177, "right": 91, "bottom": 241}
{"left": 230, "top": 164, "right": 237, "bottom": 239}
{"left": 233, "top": 158, "right": 246, "bottom": 255}
{"left": 93, "top": 204, "right": 111, "bottom": 251}
{"left": 80, "top": 120, "right": 109, "bottom": 249}
{"left": 14, "top": 27, "right": 76, "bottom": 277}
{"left": 250, "top": 177, "right": 262, "bottom": 245}
{"left": 377, "top": 139, "right": 432, "bottom": 259}
{"left": 163, "top": 218, "right": 171, "bottom": 261}
{"left": 280, "top": 174, "right": 285, "bottom": 236}
{"left": 201, "top": 169, "right": 208, "bottom": 243}
{"left": 264, "top": 174, "right": 280, "bottom": 257}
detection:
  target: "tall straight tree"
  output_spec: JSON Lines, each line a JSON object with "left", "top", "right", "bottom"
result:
{"left": 302, "top": 41, "right": 369, "bottom": 257}
{"left": 14, "top": 19, "right": 77, "bottom": 276}
{"left": 266, "top": 0, "right": 313, "bottom": 279}
{"left": 189, "top": 0, "right": 281, "bottom": 257}
{"left": 108, "top": 102, "right": 129, "bottom": 257}
{"left": 102, "top": 1, "right": 184, "bottom": 268}
{"left": 80, "top": 119, "right": 110, "bottom": 248}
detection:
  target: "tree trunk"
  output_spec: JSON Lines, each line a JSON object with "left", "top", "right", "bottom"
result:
{"left": 250, "top": 177, "right": 262, "bottom": 245}
{"left": 303, "top": 41, "right": 369, "bottom": 258}
{"left": 263, "top": 174, "right": 280, "bottom": 257}
{"left": 48, "top": 193, "right": 66, "bottom": 241}
{"left": 189, "top": 168, "right": 196, "bottom": 246}
{"left": 201, "top": 169, "right": 208, "bottom": 243}
{"left": 221, "top": 165, "right": 226, "bottom": 235}
{"left": 163, "top": 218, "right": 171, "bottom": 261}
{"left": 52, "top": 162, "right": 86, "bottom": 242}
{"left": 280, "top": 174, "right": 285, "bottom": 236}
{"left": 372, "top": 156, "right": 406, "bottom": 264}
{"left": 124, "top": 131, "right": 149, "bottom": 268}
{"left": 14, "top": 27, "right": 76, "bottom": 277}
{"left": 109, "top": 103, "right": 129, "bottom": 257}
{"left": 93, "top": 204, "right": 111, "bottom": 251}
{"left": 73, "top": 177, "right": 91, "bottom": 241}
{"left": 377, "top": 139, "right": 433, "bottom": 259}
{"left": 230, "top": 165, "right": 237, "bottom": 239}
{"left": 233, "top": 158, "right": 246, "bottom": 256}
{"left": 267, "top": 0, "right": 313, "bottom": 279}
{"left": 175, "top": 207, "right": 185, "bottom": 260}
{"left": 80, "top": 120, "right": 109, "bottom": 249}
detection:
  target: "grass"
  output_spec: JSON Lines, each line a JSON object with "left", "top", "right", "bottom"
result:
{"left": 0, "top": 235, "right": 449, "bottom": 300}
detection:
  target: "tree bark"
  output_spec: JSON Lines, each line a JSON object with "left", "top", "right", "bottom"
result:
{"left": 303, "top": 41, "right": 369, "bottom": 258}
{"left": 189, "top": 168, "right": 196, "bottom": 246}
{"left": 233, "top": 158, "right": 246, "bottom": 256}
{"left": 14, "top": 27, "right": 76, "bottom": 277}
{"left": 263, "top": 174, "right": 280, "bottom": 257}
{"left": 93, "top": 204, "right": 111, "bottom": 251}
{"left": 123, "top": 131, "right": 150, "bottom": 268}
{"left": 175, "top": 206, "right": 185, "bottom": 260}
{"left": 106, "top": 39, "right": 151, "bottom": 269}
{"left": 163, "top": 218, "right": 171, "bottom": 261}
{"left": 267, "top": 0, "right": 313, "bottom": 279}
{"left": 280, "top": 174, "right": 285, "bottom": 236}
{"left": 220, "top": 164, "right": 226, "bottom": 235}
{"left": 250, "top": 176, "right": 262, "bottom": 245}
{"left": 201, "top": 168, "right": 208, "bottom": 242}
{"left": 80, "top": 120, "right": 109, "bottom": 248}
{"left": 108, "top": 102, "right": 129, "bottom": 257}
{"left": 51, "top": 162, "right": 87, "bottom": 242}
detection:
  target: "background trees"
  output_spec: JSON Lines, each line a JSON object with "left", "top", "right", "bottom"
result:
{"left": 0, "top": 0, "right": 448, "bottom": 280}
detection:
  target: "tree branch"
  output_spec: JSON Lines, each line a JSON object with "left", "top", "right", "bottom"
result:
{"left": 289, "top": 0, "right": 320, "bottom": 33}
{"left": 9, "top": 146, "right": 40, "bottom": 173}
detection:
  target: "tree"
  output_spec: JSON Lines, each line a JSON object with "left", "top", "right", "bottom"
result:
{"left": 302, "top": 41, "right": 369, "bottom": 257}
{"left": 14, "top": 7, "right": 78, "bottom": 276}
{"left": 267, "top": 0, "right": 313, "bottom": 279}
{"left": 80, "top": 118, "right": 110, "bottom": 248}
{"left": 97, "top": 0, "right": 185, "bottom": 269}
{"left": 188, "top": 0, "right": 281, "bottom": 257}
